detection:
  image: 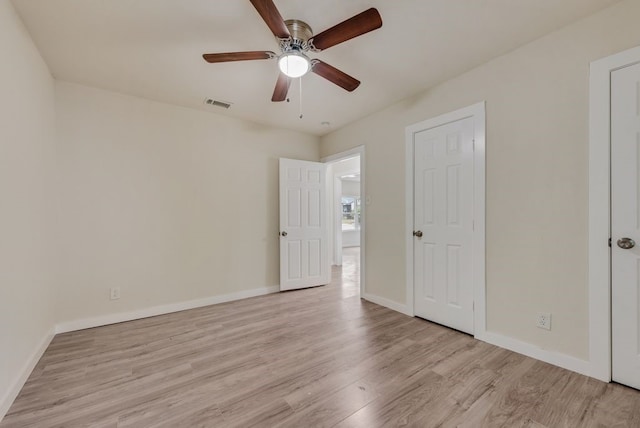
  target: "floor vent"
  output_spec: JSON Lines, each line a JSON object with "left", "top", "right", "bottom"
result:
{"left": 203, "top": 98, "right": 232, "bottom": 109}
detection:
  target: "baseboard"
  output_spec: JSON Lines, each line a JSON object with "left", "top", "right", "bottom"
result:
{"left": 477, "top": 331, "right": 592, "bottom": 378}
{"left": 358, "top": 293, "right": 597, "bottom": 380}
{"left": 362, "top": 292, "right": 412, "bottom": 316}
{"left": 55, "top": 286, "right": 280, "bottom": 334}
{"left": 1, "top": 287, "right": 280, "bottom": 421}
{"left": 0, "top": 327, "right": 55, "bottom": 422}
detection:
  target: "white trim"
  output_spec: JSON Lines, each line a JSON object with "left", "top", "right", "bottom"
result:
{"left": 2, "top": 285, "right": 279, "bottom": 419}
{"left": 322, "top": 146, "right": 366, "bottom": 299}
{"left": 55, "top": 286, "right": 279, "bottom": 334}
{"left": 479, "top": 331, "right": 592, "bottom": 378}
{"left": 405, "top": 127, "right": 416, "bottom": 317}
{"left": 322, "top": 146, "right": 365, "bottom": 163}
{"left": 404, "top": 102, "right": 487, "bottom": 336}
{"left": 362, "top": 292, "right": 412, "bottom": 316}
{"left": 1, "top": 327, "right": 55, "bottom": 421}
{"left": 589, "top": 45, "right": 640, "bottom": 382}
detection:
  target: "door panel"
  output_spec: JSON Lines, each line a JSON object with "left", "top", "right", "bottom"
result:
{"left": 413, "top": 117, "right": 474, "bottom": 334}
{"left": 612, "top": 62, "right": 640, "bottom": 390}
{"left": 279, "top": 158, "right": 329, "bottom": 291}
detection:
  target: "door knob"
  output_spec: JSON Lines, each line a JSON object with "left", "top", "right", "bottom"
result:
{"left": 281, "top": 231, "right": 288, "bottom": 237}
{"left": 413, "top": 230, "right": 423, "bottom": 238}
{"left": 617, "top": 237, "right": 635, "bottom": 249}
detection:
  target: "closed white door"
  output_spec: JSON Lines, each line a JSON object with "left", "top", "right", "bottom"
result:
{"left": 413, "top": 117, "right": 475, "bottom": 334}
{"left": 279, "top": 158, "right": 329, "bottom": 291}
{"left": 612, "top": 62, "right": 640, "bottom": 389}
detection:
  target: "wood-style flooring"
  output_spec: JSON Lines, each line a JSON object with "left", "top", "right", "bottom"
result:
{"left": 3, "top": 247, "right": 640, "bottom": 427}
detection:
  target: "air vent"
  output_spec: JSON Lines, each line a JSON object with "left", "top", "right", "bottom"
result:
{"left": 203, "top": 98, "right": 232, "bottom": 109}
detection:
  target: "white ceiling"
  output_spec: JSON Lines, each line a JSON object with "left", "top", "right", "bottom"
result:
{"left": 12, "top": 0, "right": 620, "bottom": 136}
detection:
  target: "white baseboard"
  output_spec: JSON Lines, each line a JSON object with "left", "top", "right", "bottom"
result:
{"left": 476, "top": 331, "right": 593, "bottom": 378}
{"left": 1, "top": 286, "right": 279, "bottom": 422}
{"left": 362, "top": 292, "right": 412, "bottom": 316}
{"left": 55, "top": 286, "right": 280, "bottom": 334}
{"left": 364, "top": 293, "right": 597, "bottom": 380}
{"left": 1, "top": 327, "right": 55, "bottom": 422}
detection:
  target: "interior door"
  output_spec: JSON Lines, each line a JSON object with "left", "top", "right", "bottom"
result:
{"left": 413, "top": 117, "right": 475, "bottom": 334}
{"left": 279, "top": 158, "right": 329, "bottom": 291}
{"left": 611, "top": 61, "right": 640, "bottom": 390}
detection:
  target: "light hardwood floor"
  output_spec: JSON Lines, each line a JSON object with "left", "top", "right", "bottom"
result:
{"left": 3, "top": 247, "right": 640, "bottom": 427}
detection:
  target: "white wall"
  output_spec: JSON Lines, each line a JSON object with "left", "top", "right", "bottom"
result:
{"left": 55, "top": 82, "right": 320, "bottom": 325}
{"left": 342, "top": 181, "right": 360, "bottom": 197}
{"left": 320, "top": 0, "right": 640, "bottom": 361}
{"left": 0, "top": 0, "right": 57, "bottom": 416}
{"left": 342, "top": 230, "right": 360, "bottom": 248}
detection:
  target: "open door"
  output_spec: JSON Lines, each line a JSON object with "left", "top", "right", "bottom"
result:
{"left": 279, "top": 158, "right": 329, "bottom": 291}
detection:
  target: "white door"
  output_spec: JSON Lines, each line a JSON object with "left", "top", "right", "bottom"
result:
{"left": 413, "top": 117, "right": 475, "bottom": 334}
{"left": 612, "top": 61, "right": 640, "bottom": 389}
{"left": 279, "top": 158, "right": 329, "bottom": 291}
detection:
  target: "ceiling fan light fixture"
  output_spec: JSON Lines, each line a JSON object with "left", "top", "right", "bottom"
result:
{"left": 278, "top": 51, "right": 310, "bottom": 78}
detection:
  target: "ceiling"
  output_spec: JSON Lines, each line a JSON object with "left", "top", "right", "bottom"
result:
{"left": 12, "top": 0, "right": 620, "bottom": 136}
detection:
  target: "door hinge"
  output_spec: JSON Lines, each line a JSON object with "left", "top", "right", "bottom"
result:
{"left": 608, "top": 238, "right": 612, "bottom": 247}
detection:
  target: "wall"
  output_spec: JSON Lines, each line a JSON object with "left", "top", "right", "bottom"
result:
{"left": 55, "top": 82, "right": 320, "bottom": 325}
{"left": 320, "top": 0, "right": 640, "bottom": 361}
{"left": 0, "top": 0, "right": 57, "bottom": 416}
{"left": 342, "top": 181, "right": 360, "bottom": 197}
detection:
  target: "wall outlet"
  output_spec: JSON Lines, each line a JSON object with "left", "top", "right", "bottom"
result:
{"left": 110, "top": 287, "right": 121, "bottom": 300}
{"left": 536, "top": 312, "right": 551, "bottom": 330}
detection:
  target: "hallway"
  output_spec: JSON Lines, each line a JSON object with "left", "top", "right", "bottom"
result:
{"left": 333, "top": 246, "right": 360, "bottom": 299}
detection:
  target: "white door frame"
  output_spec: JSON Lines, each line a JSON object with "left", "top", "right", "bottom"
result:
{"left": 322, "top": 146, "right": 366, "bottom": 298}
{"left": 405, "top": 102, "right": 486, "bottom": 337}
{"left": 588, "top": 45, "right": 640, "bottom": 382}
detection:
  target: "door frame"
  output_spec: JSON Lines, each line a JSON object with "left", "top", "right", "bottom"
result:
{"left": 405, "top": 102, "right": 486, "bottom": 337}
{"left": 588, "top": 45, "right": 640, "bottom": 382}
{"left": 322, "top": 146, "right": 366, "bottom": 298}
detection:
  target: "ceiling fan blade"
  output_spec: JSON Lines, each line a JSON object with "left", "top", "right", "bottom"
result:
{"left": 272, "top": 73, "right": 291, "bottom": 102}
{"left": 309, "top": 8, "right": 382, "bottom": 51}
{"left": 311, "top": 60, "right": 360, "bottom": 92}
{"left": 203, "top": 51, "right": 275, "bottom": 63}
{"left": 249, "top": 0, "right": 291, "bottom": 39}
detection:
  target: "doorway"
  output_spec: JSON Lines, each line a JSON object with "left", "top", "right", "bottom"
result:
{"left": 322, "top": 147, "right": 365, "bottom": 298}
{"left": 411, "top": 116, "right": 475, "bottom": 334}
{"left": 405, "top": 102, "right": 486, "bottom": 337}
{"left": 611, "top": 61, "right": 640, "bottom": 389}
{"left": 589, "top": 45, "right": 640, "bottom": 384}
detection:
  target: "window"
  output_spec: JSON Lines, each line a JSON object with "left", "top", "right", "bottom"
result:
{"left": 341, "top": 196, "right": 361, "bottom": 231}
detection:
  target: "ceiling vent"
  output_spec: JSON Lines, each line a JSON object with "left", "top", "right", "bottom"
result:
{"left": 203, "top": 98, "right": 232, "bottom": 109}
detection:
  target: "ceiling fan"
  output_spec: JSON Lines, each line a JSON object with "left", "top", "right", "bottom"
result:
{"left": 202, "top": 0, "right": 383, "bottom": 102}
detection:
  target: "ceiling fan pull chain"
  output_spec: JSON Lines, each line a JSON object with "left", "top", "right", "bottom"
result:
{"left": 299, "top": 77, "right": 303, "bottom": 119}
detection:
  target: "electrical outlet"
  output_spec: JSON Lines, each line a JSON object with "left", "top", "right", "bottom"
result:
{"left": 536, "top": 312, "right": 551, "bottom": 330}
{"left": 110, "top": 287, "right": 121, "bottom": 300}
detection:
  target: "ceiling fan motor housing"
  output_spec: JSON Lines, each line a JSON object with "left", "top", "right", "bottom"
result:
{"left": 281, "top": 19, "right": 313, "bottom": 52}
